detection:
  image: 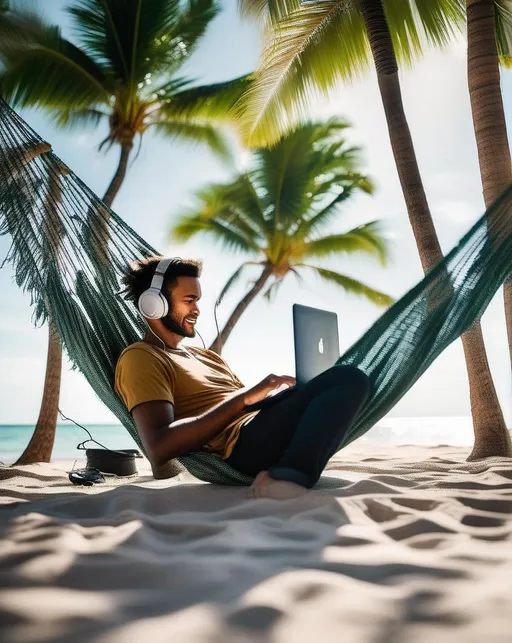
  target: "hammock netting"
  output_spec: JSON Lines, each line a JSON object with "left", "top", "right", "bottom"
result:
{"left": 1, "top": 98, "right": 511, "bottom": 487}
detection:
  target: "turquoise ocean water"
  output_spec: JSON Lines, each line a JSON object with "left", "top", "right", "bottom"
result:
{"left": 0, "top": 424, "right": 139, "bottom": 464}
{"left": 0, "top": 417, "right": 477, "bottom": 464}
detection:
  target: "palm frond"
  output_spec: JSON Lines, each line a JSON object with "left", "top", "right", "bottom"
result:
{"left": 235, "top": 0, "right": 466, "bottom": 146}
{"left": 298, "top": 189, "right": 348, "bottom": 230}
{"left": 69, "top": 0, "right": 219, "bottom": 84}
{"left": 147, "top": 75, "right": 192, "bottom": 99}
{"left": 303, "top": 221, "right": 390, "bottom": 265}
{"left": 149, "top": 119, "right": 233, "bottom": 162}
{"left": 301, "top": 264, "right": 394, "bottom": 307}
{"left": 407, "top": 0, "right": 465, "bottom": 52}
{"left": 310, "top": 172, "right": 373, "bottom": 203}
{"left": 174, "top": 180, "right": 268, "bottom": 246}
{"left": 495, "top": 0, "right": 512, "bottom": 66}
{"left": 253, "top": 123, "right": 320, "bottom": 224}
{"left": 51, "top": 107, "right": 108, "bottom": 130}
{"left": 238, "top": 0, "right": 301, "bottom": 22}
{"left": 68, "top": 0, "right": 130, "bottom": 80}
{"left": 382, "top": 0, "right": 464, "bottom": 66}
{"left": 0, "top": 7, "right": 110, "bottom": 109}
{"left": 171, "top": 213, "right": 261, "bottom": 253}
{"left": 221, "top": 174, "right": 272, "bottom": 237}
{"left": 234, "top": 1, "right": 366, "bottom": 146}
{"left": 170, "top": 0, "right": 221, "bottom": 60}
{"left": 168, "top": 119, "right": 381, "bottom": 295}
{"left": 251, "top": 118, "right": 364, "bottom": 226}
{"left": 157, "top": 74, "right": 253, "bottom": 122}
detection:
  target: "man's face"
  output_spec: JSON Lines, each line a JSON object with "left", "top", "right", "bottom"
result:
{"left": 161, "top": 276, "right": 201, "bottom": 338}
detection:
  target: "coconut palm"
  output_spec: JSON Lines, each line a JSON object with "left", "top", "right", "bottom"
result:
{"left": 171, "top": 119, "right": 394, "bottom": 353}
{"left": 13, "top": 151, "right": 69, "bottom": 465}
{"left": 466, "top": 0, "right": 512, "bottom": 389}
{"left": 1, "top": 141, "right": 64, "bottom": 463}
{"left": 0, "top": 0, "right": 251, "bottom": 463}
{"left": 0, "top": 0, "right": 251, "bottom": 210}
{"left": 235, "top": 0, "right": 511, "bottom": 458}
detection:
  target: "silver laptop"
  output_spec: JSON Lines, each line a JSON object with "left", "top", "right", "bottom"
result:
{"left": 246, "top": 304, "right": 340, "bottom": 411}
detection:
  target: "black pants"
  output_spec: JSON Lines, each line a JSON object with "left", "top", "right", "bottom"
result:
{"left": 226, "top": 365, "right": 371, "bottom": 488}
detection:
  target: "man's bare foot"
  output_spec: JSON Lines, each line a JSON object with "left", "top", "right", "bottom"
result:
{"left": 246, "top": 471, "right": 308, "bottom": 500}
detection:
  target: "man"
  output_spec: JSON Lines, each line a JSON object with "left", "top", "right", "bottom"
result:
{"left": 115, "top": 256, "right": 371, "bottom": 499}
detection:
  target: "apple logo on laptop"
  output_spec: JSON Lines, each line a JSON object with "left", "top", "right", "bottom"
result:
{"left": 318, "top": 337, "right": 324, "bottom": 354}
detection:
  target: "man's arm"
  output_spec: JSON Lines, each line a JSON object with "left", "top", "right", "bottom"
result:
{"left": 132, "top": 373, "right": 296, "bottom": 466}
{"left": 132, "top": 391, "right": 247, "bottom": 466}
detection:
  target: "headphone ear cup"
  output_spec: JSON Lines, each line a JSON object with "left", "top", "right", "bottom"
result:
{"left": 158, "top": 292, "right": 169, "bottom": 318}
{"left": 138, "top": 289, "right": 168, "bottom": 319}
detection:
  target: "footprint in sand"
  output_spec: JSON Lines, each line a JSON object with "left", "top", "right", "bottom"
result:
{"left": 461, "top": 513, "right": 505, "bottom": 528}
{"left": 456, "top": 496, "right": 512, "bottom": 514}
{"left": 361, "top": 498, "right": 406, "bottom": 523}
{"left": 384, "top": 518, "right": 454, "bottom": 541}
{"left": 492, "top": 468, "right": 512, "bottom": 481}
{"left": 404, "top": 534, "right": 449, "bottom": 550}
{"left": 393, "top": 497, "right": 441, "bottom": 511}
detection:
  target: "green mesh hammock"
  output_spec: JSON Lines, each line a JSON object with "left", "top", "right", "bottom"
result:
{"left": 1, "top": 98, "right": 511, "bottom": 487}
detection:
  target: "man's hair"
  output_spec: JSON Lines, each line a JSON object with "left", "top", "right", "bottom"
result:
{"left": 120, "top": 256, "right": 202, "bottom": 308}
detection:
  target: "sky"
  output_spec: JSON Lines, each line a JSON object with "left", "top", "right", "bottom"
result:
{"left": 0, "top": 0, "right": 511, "bottom": 427}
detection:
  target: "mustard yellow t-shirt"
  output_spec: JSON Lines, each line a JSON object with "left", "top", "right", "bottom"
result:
{"left": 114, "top": 341, "right": 257, "bottom": 459}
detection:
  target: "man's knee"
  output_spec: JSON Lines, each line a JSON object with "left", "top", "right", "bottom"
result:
{"left": 332, "top": 365, "right": 372, "bottom": 398}
{"left": 313, "top": 365, "right": 372, "bottom": 396}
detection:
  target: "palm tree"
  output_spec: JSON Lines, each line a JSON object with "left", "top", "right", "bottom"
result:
{"left": 235, "top": 0, "right": 511, "bottom": 458}
{"left": 466, "top": 0, "right": 512, "bottom": 383}
{"left": 13, "top": 149, "right": 68, "bottom": 465}
{"left": 1, "top": 140, "right": 64, "bottom": 463}
{"left": 0, "top": 0, "right": 251, "bottom": 463}
{"left": 171, "top": 119, "right": 394, "bottom": 352}
{"left": 0, "top": 0, "right": 251, "bottom": 211}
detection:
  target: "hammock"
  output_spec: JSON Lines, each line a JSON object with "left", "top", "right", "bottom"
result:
{"left": 1, "top": 98, "right": 511, "bottom": 487}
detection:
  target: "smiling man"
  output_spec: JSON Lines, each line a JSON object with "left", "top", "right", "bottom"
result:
{"left": 115, "top": 256, "right": 371, "bottom": 499}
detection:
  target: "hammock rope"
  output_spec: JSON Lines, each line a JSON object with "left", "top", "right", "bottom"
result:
{"left": 1, "top": 98, "right": 511, "bottom": 486}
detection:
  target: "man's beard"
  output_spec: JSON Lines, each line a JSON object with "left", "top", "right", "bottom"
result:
{"left": 161, "top": 309, "right": 196, "bottom": 338}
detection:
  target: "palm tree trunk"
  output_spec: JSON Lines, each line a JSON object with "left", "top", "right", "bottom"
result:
{"left": 14, "top": 316, "right": 62, "bottom": 464}
{"left": 462, "top": 318, "right": 512, "bottom": 458}
{"left": 14, "top": 147, "right": 65, "bottom": 466}
{"left": 209, "top": 264, "right": 273, "bottom": 354}
{"left": 466, "top": 0, "right": 512, "bottom": 372}
{"left": 359, "top": 0, "right": 510, "bottom": 458}
{"left": 86, "top": 141, "right": 134, "bottom": 268}
{"left": 102, "top": 142, "right": 133, "bottom": 208}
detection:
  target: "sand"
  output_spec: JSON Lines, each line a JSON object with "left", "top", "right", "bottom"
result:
{"left": 0, "top": 444, "right": 511, "bottom": 643}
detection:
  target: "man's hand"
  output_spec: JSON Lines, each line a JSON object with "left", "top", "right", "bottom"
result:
{"left": 243, "top": 374, "right": 296, "bottom": 408}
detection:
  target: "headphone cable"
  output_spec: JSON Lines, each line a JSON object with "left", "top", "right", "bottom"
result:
{"left": 58, "top": 409, "right": 135, "bottom": 456}
{"left": 195, "top": 328, "right": 206, "bottom": 349}
{"left": 213, "top": 299, "right": 223, "bottom": 354}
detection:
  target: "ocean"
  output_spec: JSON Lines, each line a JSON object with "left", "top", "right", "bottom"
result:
{"left": 0, "top": 423, "right": 140, "bottom": 465}
{"left": 0, "top": 417, "right": 477, "bottom": 465}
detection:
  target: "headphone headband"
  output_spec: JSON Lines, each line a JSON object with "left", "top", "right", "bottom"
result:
{"left": 149, "top": 257, "right": 175, "bottom": 293}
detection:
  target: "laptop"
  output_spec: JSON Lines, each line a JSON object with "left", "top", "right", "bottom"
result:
{"left": 245, "top": 304, "right": 340, "bottom": 412}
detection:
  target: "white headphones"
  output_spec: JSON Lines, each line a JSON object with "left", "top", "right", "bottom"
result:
{"left": 137, "top": 257, "right": 178, "bottom": 320}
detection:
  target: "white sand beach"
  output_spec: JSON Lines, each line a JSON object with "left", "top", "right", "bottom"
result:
{"left": 1, "top": 444, "right": 511, "bottom": 643}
